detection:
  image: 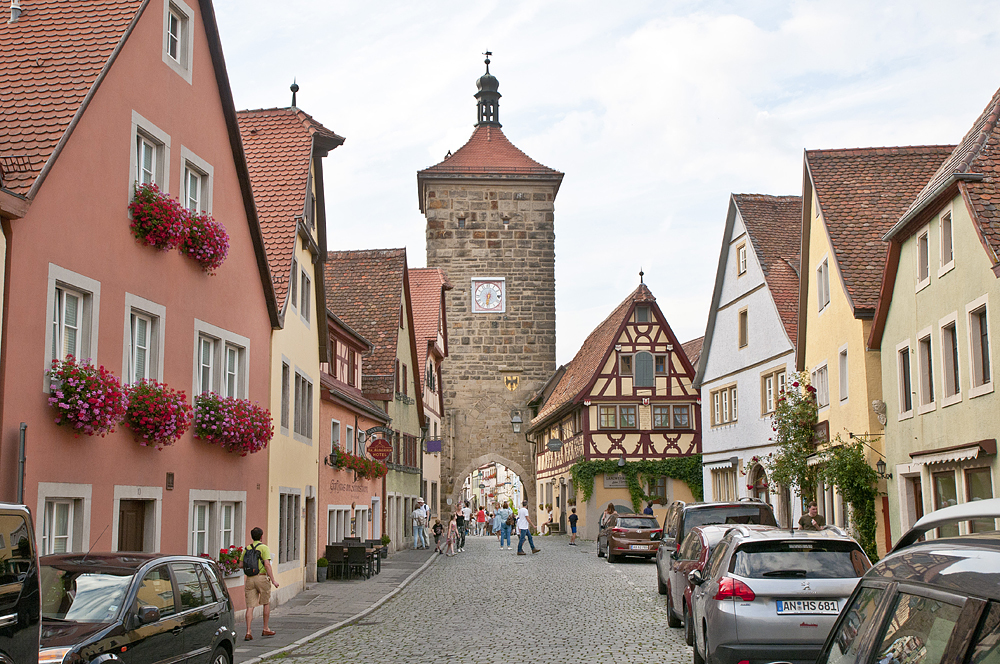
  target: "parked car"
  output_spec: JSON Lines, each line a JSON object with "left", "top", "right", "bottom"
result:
{"left": 597, "top": 514, "right": 662, "bottom": 562}
{"left": 38, "top": 553, "right": 237, "bottom": 664}
{"left": 0, "top": 502, "right": 40, "bottom": 664}
{"left": 657, "top": 524, "right": 731, "bottom": 642}
{"left": 805, "top": 498, "right": 1000, "bottom": 664}
{"left": 689, "top": 524, "right": 870, "bottom": 664}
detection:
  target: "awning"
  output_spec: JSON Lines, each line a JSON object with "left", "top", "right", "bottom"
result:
{"left": 704, "top": 459, "right": 737, "bottom": 471}
{"left": 910, "top": 439, "right": 997, "bottom": 466}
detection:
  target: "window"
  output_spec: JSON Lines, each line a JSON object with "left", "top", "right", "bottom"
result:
{"left": 122, "top": 295, "right": 165, "bottom": 385}
{"left": 347, "top": 348, "right": 357, "bottom": 387}
{"left": 918, "top": 333, "right": 935, "bottom": 410}
{"left": 941, "top": 319, "right": 961, "bottom": 402}
{"left": 761, "top": 368, "right": 786, "bottom": 414}
{"left": 966, "top": 467, "right": 994, "bottom": 533}
{"left": 654, "top": 355, "right": 667, "bottom": 374}
{"left": 874, "top": 593, "right": 962, "bottom": 662}
{"left": 293, "top": 371, "right": 314, "bottom": 440}
{"left": 330, "top": 420, "right": 341, "bottom": 452}
{"left": 223, "top": 344, "right": 240, "bottom": 398}
{"left": 193, "top": 321, "right": 249, "bottom": 399}
{"left": 137, "top": 135, "right": 159, "bottom": 185}
{"left": 712, "top": 467, "right": 737, "bottom": 501}
{"left": 300, "top": 271, "right": 311, "bottom": 322}
{"left": 290, "top": 257, "right": 298, "bottom": 311}
{"left": 838, "top": 348, "right": 848, "bottom": 402}
{"left": 653, "top": 404, "right": 692, "bottom": 429}
{"left": 619, "top": 405, "right": 637, "bottom": 428}
{"left": 42, "top": 500, "right": 73, "bottom": 554}
{"left": 940, "top": 211, "right": 954, "bottom": 273}
{"left": 812, "top": 364, "right": 829, "bottom": 408}
{"left": 969, "top": 300, "right": 992, "bottom": 396}
{"left": 192, "top": 502, "right": 209, "bottom": 556}
{"left": 185, "top": 165, "right": 202, "bottom": 211}
{"left": 634, "top": 351, "right": 654, "bottom": 387}
{"left": 598, "top": 405, "right": 617, "bottom": 429}
{"left": 220, "top": 502, "right": 235, "bottom": 550}
{"left": 129, "top": 312, "right": 152, "bottom": 383}
{"left": 346, "top": 425, "right": 354, "bottom": 455}
{"left": 898, "top": 344, "right": 913, "bottom": 415}
{"left": 710, "top": 385, "right": 738, "bottom": 426}
{"left": 137, "top": 566, "right": 175, "bottom": 617}
{"left": 52, "top": 287, "right": 83, "bottom": 362}
{"left": 916, "top": 227, "right": 930, "bottom": 289}
{"left": 44, "top": 267, "right": 106, "bottom": 386}
{"left": 635, "top": 306, "right": 650, "bottom": 323}
{"left": 738, "top": 308, "right": 748, "bottom": 348}
{"left": 402, "top": 364, "right": 408, "bottom": 396}
{"left": 162, "top": 0, "right": 193, "bottom": 83}
{"left": 395, "top": 359, "right": 400, "bottom": 393}
{"left": 737, "top": 243, "right": 747, "bottom": 276}
{"left": 278, "top": 491, "right": 301, "bottom": 564}
{"left": 198, "top": 336, "right": 215, "bottom": 394}
{"left": 179, "top": 149, "right": 213, "bottom": 214}
{"left": 816, "top": 258, "right": 830, "bottom": 311}
{"left": 619, "top": 354, "right": 633, "bottom": 376}
{"left": 281, "top": 362, "right": 290, "bottom": 430}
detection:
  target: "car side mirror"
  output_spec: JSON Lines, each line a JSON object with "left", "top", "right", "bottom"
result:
{"left": 138, "top": 606, "right": 161, "bottom": 625}
{"left": 670, "top": 550, "right": 679, "bottom": 560}
{"left": 688, "top": 569, "right": 705, "bottom": 586}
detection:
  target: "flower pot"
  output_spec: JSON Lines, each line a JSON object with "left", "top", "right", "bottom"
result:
{"left": 316, "top": 565, "right": 327, "bottom": 582}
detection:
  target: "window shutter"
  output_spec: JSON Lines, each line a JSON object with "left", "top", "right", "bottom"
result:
{"left": 635, "top": 351, "right": 654, "bottom": 387}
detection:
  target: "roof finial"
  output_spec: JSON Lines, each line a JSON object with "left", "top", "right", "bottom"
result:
{"left": 484, "top": 50, "right": 492, "bottom": 74}
{"left": 290, "top": 79, "right": 299, "bottom": 107}
{"left": 639, "top": 268, "right": 644, "bottom": 284}
{"left": 474, "top": 52, "right": 501, "bottom": 128}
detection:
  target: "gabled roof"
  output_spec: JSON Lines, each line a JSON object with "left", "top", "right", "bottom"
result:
{"left": 0, "top": 0, "right": 145, "bottom": 197}
{"left": 237, "top": 107, "right": 344, "bottom": 311}
{"left": 735, "top": 194, "right": 802, "bottom": 342}
{"left": 532, "top": 284, "right": 656, "bottom": 425}
{"left": 681, "top": 337, "right": 704, "bottom": 375}
{"left": 324, "top": 249, "right": 418, "bottom": 405}
{"left": 408, "top": 267, "right": 452, "bottom": 373}
{"left": 804, "top": 145, "right": 954, "bottom": 314}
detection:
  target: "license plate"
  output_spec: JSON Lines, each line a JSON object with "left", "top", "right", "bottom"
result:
{"left": 776, "top": 600, "right": 839, "bottom": 615}
{"left": 630, "top": 545, "right": 649, "bottom": 550}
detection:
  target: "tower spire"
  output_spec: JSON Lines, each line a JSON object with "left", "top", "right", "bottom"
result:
{"left": 475, "top": 51, "right": 501, "bottom": 128}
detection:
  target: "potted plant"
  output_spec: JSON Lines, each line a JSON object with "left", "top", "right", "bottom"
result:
{"left": 193, "top": 393, "right": 273, "bottom": 455}
{"left": 179, "top": 210, "right": 229, "bottom": 275}
{"left": 46, "top": 356, "right": 126, "bottom": 437}
{"left": 380, "top": 534, "right": 391, "bottom": 557}
{"left": 316, "top": 557, "right": 328, "bottom": 582}
{"left": 122, "top": 380, "right": 192, "bottom": 450}
{"left": 128, "top": 183, "right": 187, "bottom": 250}
{"left": 215, "top": 545, "right": 243, "bottom": 577}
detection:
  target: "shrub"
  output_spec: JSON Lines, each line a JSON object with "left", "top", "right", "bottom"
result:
{"left": 128, "top": 183, "right": 187, "bottom": 250}
{"left": 122, "top": 380, "right": 192, "bottom": 449}
{"left": 179, "top": 211, "right": 229, "bottom": 275}
{"left": 46, "top": 356, "right": 126, "bottom": 437}
{"left": 193, "top": 393, "right": 273, "bottom": 456}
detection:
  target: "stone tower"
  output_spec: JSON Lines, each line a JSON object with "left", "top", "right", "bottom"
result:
{"left": 418, "top": 56, "right": 562, "bottom": 514}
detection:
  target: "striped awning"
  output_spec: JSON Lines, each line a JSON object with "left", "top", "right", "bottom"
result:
{"left": 910, "top": 439, "right": 997, "bottom": 466}
{"left": 704, "top": 459, "right": 737, "bottom": 471}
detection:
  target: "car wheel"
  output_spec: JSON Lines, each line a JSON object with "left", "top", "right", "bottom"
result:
{"left": 210, "top": 646, "right": 231, "bottom": 664}
{"left": 597, "top": 538, "right": 605, "bottom": 558}
{"left": 657, "top": 570, "right": 667, "bottom": 595}
{"left": 692, "top": 630, "right": 705, "bottom": 664}
{"left": 684, "top": 604, "right": 694, "bottom": 647}
{"left": 666, "top": 582, "right": 681, "bottom": 627}
{"left": 606, "top": 545, "right": 617, "bottom": 563}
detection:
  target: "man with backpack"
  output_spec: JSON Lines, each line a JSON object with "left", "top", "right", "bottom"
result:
{"left": 240, "top": 526, "right": 279, "bottom": 641}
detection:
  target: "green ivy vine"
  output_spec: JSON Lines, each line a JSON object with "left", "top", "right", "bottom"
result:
{"left": 819, "top": 436, "right": 880, "bottom": 562}
{"left": 569, "top": 454, "right": 703, "bottom": 513}
{"left": 766, "top": 371, "right": 819, "bottom": 500}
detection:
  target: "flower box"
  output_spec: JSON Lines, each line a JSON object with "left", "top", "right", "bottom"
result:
{"left": 122, "top": 380, "right": 192, "bottom": 450}
{"left": 193, "top": 393, "right": 273, "bottom": 455}
{"left": 46, "top": 356, "right": 126, "bottom": 437}
{"left": 128, "top": 183, "right": 187, "bottom": 250}
{"left": 179, "top": 210, "right": 229, "bottom": 275}
{"left": 328, "top": 448, "right": 388, "bottom": 480}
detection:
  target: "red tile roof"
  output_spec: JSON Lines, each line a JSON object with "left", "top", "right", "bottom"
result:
{"left": 324, "top": 249, "right": 406, "bottom": 396}
{"left": 892, "top": 87, "right": 1000, "bottom": 265}
{"left": 418, "top": 125, "right": 562, "bottom": 177}
{"left": 408, "top": 267, "right": 452, "bottom": 373}
{"left": 806, "top": 145, "right": 955, "bottom": 313}
{"left": 532, "top": 284, "right": 656, "bottom": 425}
{"left": 734, "top": 194, "right": 802, "bottom": 342}
{"left": 681, "top": 337, "right": 705, "bottom": 375}
{"left": 0, "top": 0, "right": 144, "bottom": 196}
{"left": 237, "top": 107, "right": 343, "bottom": 311}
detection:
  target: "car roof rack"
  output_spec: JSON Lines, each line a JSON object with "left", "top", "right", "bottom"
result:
{"left": 821, "top": 525, "right": 847, "bottom": 536}
{"left": 892, "top": 497, "right": 1000, "bottom": 552}
{"left": 737, "top": 496, "right": 763, "bottom": 503}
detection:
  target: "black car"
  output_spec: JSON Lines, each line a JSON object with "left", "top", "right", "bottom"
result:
{"left": 0, "top": 503, "right": 40, "bottom": 664}
{"left": 38, "top": 553, "right": 236, "bottom": 664}
{"left": 656, "top": 499, "right": 777, "bottom": 627}
{"left": 806, "top": 498, "right": 1000, "bottom": 664}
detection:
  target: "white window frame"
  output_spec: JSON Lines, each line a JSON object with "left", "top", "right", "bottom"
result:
{"left": 300, "top": 269, "right": 311, "bottom": 324}
{"left": 121, "top": 293, "right": 166, "bottom": 385}
{"left": 161, "top": 0, "right": 194, "bottom": 84}
{"left": 277, "top": 489, "right": 301, "bottom": 569}
{"left": 330, "top": 419, "right": 341, "bottom": 453}
{"left": 52, "top": 286, "right": 83, "bottom": 363}
{"left": 192, "top": 320, "right": 250, "bottom": 399}
{"left": 223, "top": 344, "right": 241, "bottom": 398}
{"left": 192, "top": 502, "right": 210, "bottom": 556}
{"left": 293, "top": 368, "right": 314, "bottom": 443}
{"left": 197, "top": 335, "right": 215, "bottom": 395}
{"left": 967, "top": 295, "right": 994, "bottom": 398}
{"left": 289, "top": 257, "right": 298, "bottom": 312}
{"left": 44, "top": 265, "right": 101, "bottom": 392}
{"left": 179, "top": 147, "right": 214, "bottom": 214}
{"left": 710, "top": 384, "right": 738, "bottom": 426}
{"left": 812, "top": 362, "right": 829, "bottom": 409}
{"left": 915, "top": 224, "right": 931, "bottom": 292}
{"left": 939, "top": 312, "right": 962, "bottom": 407}
{"left": 42, "top": 500, "right": 74, "bottom": 555}
{"left": 816, "top": 257, "right": 831, "bottom": 313}
{"left": 187, "top": 490, "right": 245, "bottom": 560}
{"left": 939, "top": 207, "right": 955, "bottom": 277}
{"left": 896, "top": 339, "right": 914, "bottom": 420}
{"left": 917, "top": 327, "right": 936, "bottom": 414}
{"left": 35, "top": 483, "right": 91, "bottom": 555}
{"left": 838, "top": 345, "right": 849, "bottom": 403}
{"left": 346, "top": 425, "right": 355, "bottom": 455}
{"left": 737, "top": 243, "right": 747, "bottom": 276}
{"left": 112, "top": 485, "right": 163, "bottom": 553}
{"left": 280, "top": 358, "right": 291, "bottom": 432}
{"left": 129, "top": 111, "right": 170, "bottom": 196}
{"left": 738, "top": 308, "right": 748, "bottom": 349}
{"left": 220, "top": 502, "right": 237, "bottom": 550}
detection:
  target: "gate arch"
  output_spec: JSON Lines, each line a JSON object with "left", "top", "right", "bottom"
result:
{"left": 450, "top": 452, "right": 535, "bottom": 516}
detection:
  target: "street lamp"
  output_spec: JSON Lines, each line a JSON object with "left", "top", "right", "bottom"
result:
{"left": 510, "top": 412, "right": 522, "bottom": 434}
{"left": 876, "top": 458, "right": 893, "bottom": 480}
{"left": 618, "top": 454, "right": 626, "bottom": 467}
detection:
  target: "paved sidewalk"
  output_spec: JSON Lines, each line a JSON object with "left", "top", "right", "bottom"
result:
{"left": 235, "top": 547, "right": 438, "bottom": 663}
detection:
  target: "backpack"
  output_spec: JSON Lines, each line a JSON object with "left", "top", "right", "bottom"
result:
{"left": 505, "top": 511, "right": 516, "bottom": 528}
{"left": 243, "top": 542, "right": 262, "bottom": 577}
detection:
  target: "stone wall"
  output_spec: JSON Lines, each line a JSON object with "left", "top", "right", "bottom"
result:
{"left": 424, "top": 180, "right": 558, "bottom": 515}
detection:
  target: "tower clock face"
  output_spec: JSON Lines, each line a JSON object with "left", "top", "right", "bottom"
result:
{"left": 472, "top": 278, "right": 505, "bottom": 313}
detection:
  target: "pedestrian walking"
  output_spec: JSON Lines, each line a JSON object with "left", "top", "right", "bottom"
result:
{"left": 476, "top": 507, "right": 486, "bottom": 536}
{"left": 643, "top": 501, "right": 655, "bottom": 515}
{"left": 412, "top": 498, "right": 429, "bottom": 549}
{"left": 432, "top": 518, "right": 444, "bottom": 553}
{"left": 460, "top": 501, "right": 472, "bottom": 550}
{"left": 568, "top": 507, "right": 578, "bottom": 545}
{"left": 497, "top": 501, "right": 513, "bottom": 549}
{"left": 492, "top": 509, "right": 502, "bottom": 541}
{"left": 516, "top": 500, "right": 540, "bottom": 555}
{"left": 454, "top": 504, "right": 466, "bottom": 552}
{"left": 798, "top": 501, "right": 826, "bottom": 531}
{"left": 445, "top": 515, "right": 459, "bottom": 556}
{"left": 240, "top": 526, "right": 279, "bottom": 641}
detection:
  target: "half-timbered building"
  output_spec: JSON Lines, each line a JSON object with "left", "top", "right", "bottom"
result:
{"left": 527, "top": 282, "right": 701, "bottom": 539}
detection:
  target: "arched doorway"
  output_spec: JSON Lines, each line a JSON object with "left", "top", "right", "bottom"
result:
{"left": 450, "top": 453, "right": 533, "bottom": 525}
{"left": 749, "top": 464, "right": 770, "bottom": 503}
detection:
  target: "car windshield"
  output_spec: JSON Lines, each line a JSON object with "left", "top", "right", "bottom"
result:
{"left": 686, "top": 506, "right": 777, "bottom": 529}
{"left": 41, "top": 565, "right": 133, "bottom": 623}
{"left": 731, "top": 540, "right": 870, "bottom": 579}
{"left": 617, "top": 518, "right": 659, "bottom": 529}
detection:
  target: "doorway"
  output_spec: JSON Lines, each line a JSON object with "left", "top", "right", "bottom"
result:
{"left": 118, "top": 500, "right": 147, "bottom": 552}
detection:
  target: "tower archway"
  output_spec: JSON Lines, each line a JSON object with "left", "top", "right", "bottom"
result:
{"left": 449, "top": 452, "right": 534, "bottom": 518}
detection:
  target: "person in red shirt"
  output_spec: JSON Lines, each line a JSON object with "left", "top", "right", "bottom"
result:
{"left": 475, "top": 507, "right": 487, "bottom": 536}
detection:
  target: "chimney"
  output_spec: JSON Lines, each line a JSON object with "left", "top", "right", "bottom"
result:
{"left": 9, "top": 0, "right": 22, "bottom": 23}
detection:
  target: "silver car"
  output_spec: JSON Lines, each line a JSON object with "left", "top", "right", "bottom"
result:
{"left": 688, "top": 525, "right": 871, "bottom": 664}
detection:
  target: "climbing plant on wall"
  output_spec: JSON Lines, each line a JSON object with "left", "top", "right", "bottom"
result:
{"left": 570, "top": 455, "right": 703, "bottom": 513}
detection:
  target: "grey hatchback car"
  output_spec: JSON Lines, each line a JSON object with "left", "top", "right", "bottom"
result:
{"left": 689, "top": 525, "right": 871, "bottom": 664}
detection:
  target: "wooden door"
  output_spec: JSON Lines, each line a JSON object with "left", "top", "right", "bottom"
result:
{"left": 118, "top": 500, "right": 146, "bottom": 552}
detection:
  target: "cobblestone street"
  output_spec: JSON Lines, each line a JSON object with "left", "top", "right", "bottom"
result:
{"left": 285, "top": 534, "right": 691, "bottom": 664}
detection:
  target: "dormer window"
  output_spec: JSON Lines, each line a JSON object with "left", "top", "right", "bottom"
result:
{"left": 162, "top": 0, "right": 194, "bottom": 84}
{"left": 635, "top": 306, "right": 649, "bottom": 323}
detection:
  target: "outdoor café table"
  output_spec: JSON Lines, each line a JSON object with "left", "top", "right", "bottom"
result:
{"left": 344, "top": 544, "right": 376, "bottom": 578}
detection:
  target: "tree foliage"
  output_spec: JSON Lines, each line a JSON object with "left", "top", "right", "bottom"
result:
{"left": 819, "top": 436, "right": 880, "bottom": 562}
{"left": 766, "top": 371, "right": 819, "bottom": 500}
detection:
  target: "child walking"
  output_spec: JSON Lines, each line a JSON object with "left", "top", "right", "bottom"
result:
{"left": 445, "top": 515, "right": 458, "bottom": 556}
{"left": 432, "top": 518, "right": 444, "bottom": 553}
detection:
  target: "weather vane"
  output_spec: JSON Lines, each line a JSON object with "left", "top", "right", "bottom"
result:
{"left": 639, "top": 268, "right": 644, "bottom": 284}
{"left": 484, "top": 50, "right": 492, "bottom": 73}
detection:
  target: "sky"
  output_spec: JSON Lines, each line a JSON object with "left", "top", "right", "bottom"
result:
{"left": 215, "top": 0, "right": 1000, "bottom": 365}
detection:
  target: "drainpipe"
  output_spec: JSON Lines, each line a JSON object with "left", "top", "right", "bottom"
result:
{"left": 16, "top": 423, "right": 25, "bottom": 503}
